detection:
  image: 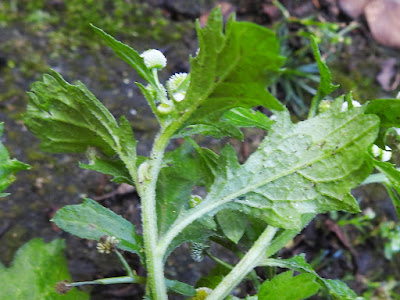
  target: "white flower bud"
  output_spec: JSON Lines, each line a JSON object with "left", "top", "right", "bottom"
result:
{"left": 172, "top": 92, "right": 185, "bottom": 102}
{"left": 140, "top": 49, "right": 167, "bottom": 69}
{"left": 341, "top": 100, "right": 361, "bottom": 112}
{"left": 371, "top": 144, "right": 392, "bottom": 162}
{"left": 167, "top": 73, "right": 189, "bottom": 103}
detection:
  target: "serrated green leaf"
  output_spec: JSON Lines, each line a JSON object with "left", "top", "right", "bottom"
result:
{"left": 216, "top": 209, "right": 247, "bottom": 243}
{"left": 24, "top": 71, "right": 137, "bottom": 175}
{"left": 309, "top": 36, "right": 339, "bottom": 117}
{"left": 177, "top": 9, "right": 285, "bottom": 133}
{"left": 199, "top": 104, "right": 378, "bottom": 229}
{"left": 258, "top": 270, "right": 320, "bottom": 300}
{"left": 174, "top": 122, "right": 243, "bottom": 140}
{"left": 0, "top": 123, "right": 30, "bottom": 197}
{"left": 223, "top": 107, "right": 273, "bottom": 131}
{"left": 91, "top": 25, "right": 156, "bottom": 87}
{"left": 52, "top": 198, "right": 144, "bottom": 261}
{"left": 263, "top": 254, "right": 358, "bottom": 299}
{"left": 0, "top": 238, "right": 89, "bottom": 300}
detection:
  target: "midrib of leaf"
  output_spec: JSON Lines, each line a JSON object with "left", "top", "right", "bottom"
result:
{"left": 158, "top": 111, "right": 377, "bottom": 254}
{"left": 210, "top": 114, "right": 376, "bottom": 202}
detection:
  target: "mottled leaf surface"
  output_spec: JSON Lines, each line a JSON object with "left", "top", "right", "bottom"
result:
{"left": 0, "top": 238, "right": 88, "bottom": 300}
{"left": 258, "top": 270, "right": 320, "bottom": 300}
{"left": 52, "top": 198, "right": 144, "bottom": 261}
{"left": 199, "top": 103, "right": 378, "bottom": 229}
{"left": 0, "top": 123, "right": 30, "bottom": 197}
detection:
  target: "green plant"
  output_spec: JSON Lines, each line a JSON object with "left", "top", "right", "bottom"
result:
{"left": 270, "top": 1, "right": 358, "bottom": 116}
{"left": 18, "top": 8, "right": 400, "bottom": 299}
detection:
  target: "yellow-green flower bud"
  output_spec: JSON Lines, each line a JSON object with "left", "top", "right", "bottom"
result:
{"left": 157, "top": 103, "right": 173, "bottom": 115}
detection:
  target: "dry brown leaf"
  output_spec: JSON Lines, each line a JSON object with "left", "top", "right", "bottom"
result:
{"left": 338, "top": 0, "right": 370, "bottom": 18}
{"left": 377, "top": 58, "right": 398, "bottom": 91}
{"left": 365, "top": 0, "right": 400, "bottom": 48}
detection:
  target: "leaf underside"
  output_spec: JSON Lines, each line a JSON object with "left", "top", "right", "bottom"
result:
{"left": 194, "top": 102, "right": 379, "bottom": 230}
{"left": 52, "top": 198, "right": 144, "bottom": 262}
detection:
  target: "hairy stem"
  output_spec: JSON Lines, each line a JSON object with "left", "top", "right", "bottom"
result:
{"left": 136, "top": 130, "right": 170, "bottom": 300}
{"left": 207, "top": 226, "right": 279, "bottom": 300}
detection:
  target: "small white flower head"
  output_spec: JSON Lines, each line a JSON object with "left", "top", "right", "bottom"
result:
{"left": 157, "top": 103, "right": 173, "bottom": 115}
{"left": 167, "top": 73, "right": 189, "bottom": 102}
{"left": 396, "top": 91, "right": 400, "bottom": 99}
{"left": 97, "top": 235, "right": 119, "bottom": 254}
{"left": 371, "top": 144, "right": 392, "bottom": 162}
{"left": 172, "top": 92, "right": 185, "bottom": 102}
{"left": 341, "top": 100, "right": 361, "bottom": 112}
{"left": 363, "top": 208, "right": 376, "bottom": 220}
{"left": 189, "top": 194, "right": 203, "bottom": 208}
{"left": 140, "top": 49, "right": 167, "bottom": 69}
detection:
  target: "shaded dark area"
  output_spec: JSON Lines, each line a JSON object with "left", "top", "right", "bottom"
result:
{"left": 1, "top": 0, "right": 400, "bottom": 299}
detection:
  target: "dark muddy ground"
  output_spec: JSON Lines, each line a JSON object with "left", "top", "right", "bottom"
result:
{"left": 1, "top": 0, "right": 400, "bottom": 299}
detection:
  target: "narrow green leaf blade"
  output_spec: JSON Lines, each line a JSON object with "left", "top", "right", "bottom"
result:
{"left": 258, "top": 270, "right": 320, "bottom": 300}
{"left": 79, "top": 157, "right": 133, "bottom": 185}
{"left": 0, "top": 123, "right": 30, "bottom": 196}
{"left": 223, "top": 107, "right": 273, "bottom": 131}
{"left": 371, "top": 159, "right": 400, "bottom": 218}
{"left": 52, "top": 198, "right": 144, "bottom": 261}
{"left": 91, "top": 25, "right": 156, "bottom": 86}
{"left": 165, "top": 278, "right": 196, "bottom": 297}
{"left": 309, "top": 36, "right": 339, "bottom": 116}
{"left": 0, "top": 238, "right": 89, "bottom": 299}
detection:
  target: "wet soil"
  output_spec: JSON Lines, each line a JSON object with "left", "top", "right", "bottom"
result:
{"left": 1, "top": 0, "right": 400, "bottom": 299}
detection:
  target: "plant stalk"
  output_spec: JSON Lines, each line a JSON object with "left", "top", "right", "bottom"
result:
{"left": 206, "top": 226, "right": 278, "bottom": 300}
{"left": 135, "top": 130, "right": 170, "bottom": 300}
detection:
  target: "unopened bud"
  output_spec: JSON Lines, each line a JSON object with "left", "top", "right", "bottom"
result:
{"left": 140, "top": 49, "right": 167, "bottom": 69}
